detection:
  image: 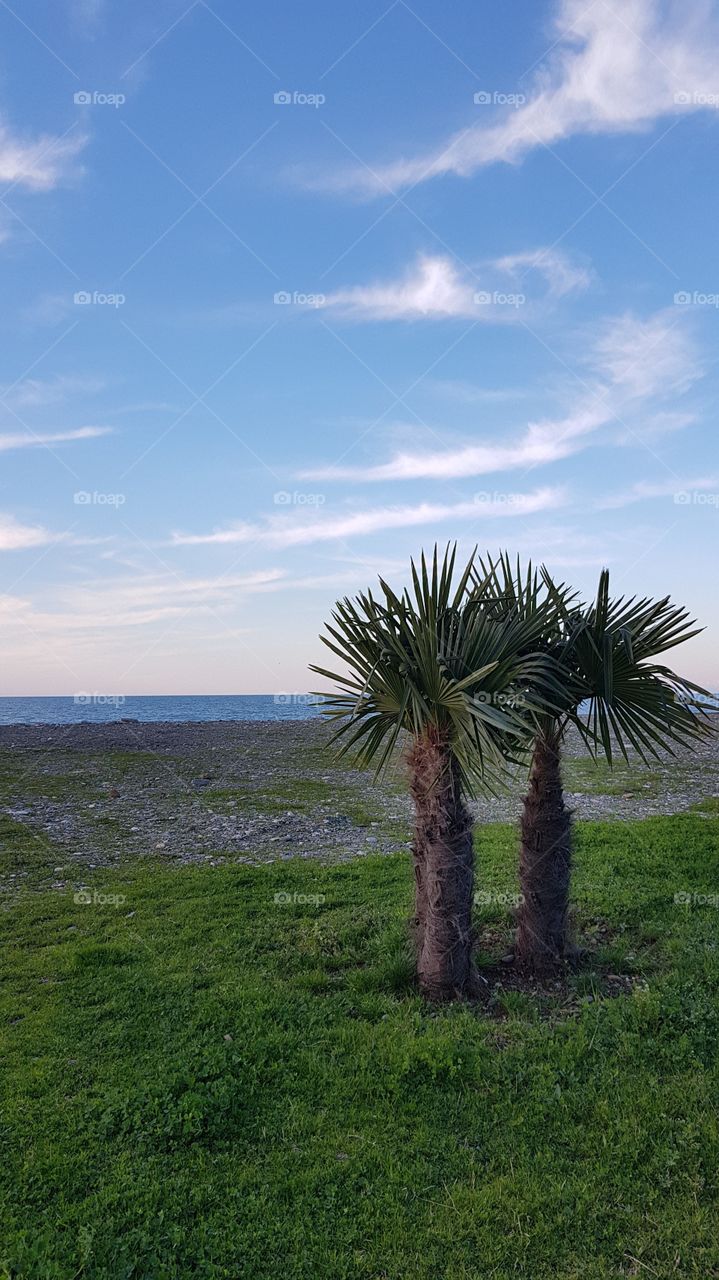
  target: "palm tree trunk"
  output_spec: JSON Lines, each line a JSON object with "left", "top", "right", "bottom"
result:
{"left": 408, "top": 730, "right": 475, "bottom": 1000}
{"left": 515, "top": 723, "right": 575, "bottom": 972}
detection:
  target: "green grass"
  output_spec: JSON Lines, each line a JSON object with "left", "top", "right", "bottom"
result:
{"left": 0, "top": 814, "right": 63, "bottom": 885}
{"left": 0, "top": 749, "right": 161, "bottom": 799}
{"left": 2, "top": 816, "right": 719, "bottom": 1278}
{"left": 690, "top": 796, "right": 719, "bottom": 815}
{"left": 561, "top": 754, "right": 664, "bottom": 797}
{"left": 202, "top": 776, "right": 381, "bottom": 826}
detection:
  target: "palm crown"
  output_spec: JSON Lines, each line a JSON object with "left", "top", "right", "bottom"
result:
{"left": 472, "top": 553, "right": 713, "bottom": 763}
{"left": 311, "top": 545, "right": 567, "bottom": 795}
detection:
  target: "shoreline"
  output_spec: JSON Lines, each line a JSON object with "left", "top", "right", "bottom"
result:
{"left": 1, "top": 719, "right": 717, "bottom": 895}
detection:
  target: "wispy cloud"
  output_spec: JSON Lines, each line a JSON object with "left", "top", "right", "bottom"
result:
{"left": 304, "top": 408, "right": 607, "bottom": 483}
{"left": 492, "top": 248, "right": 593, "bottom": 297}
{"left": 0, "top": 122, "right": 86, "bottom": 191}
{"left": 70, "top": 0, "right": 106, "bottom": 33}
{"left": 0, "top": 568, "right": 289, "bottom": 638}
{"left": 599, "top": 475, "right": 718, "bottom": 508}
{"left": 589, "top": 309, "right": 702, "bottom": 398}
{"left": 0, "top": 515, "right": 60, "bottom": 551}
{"left": 319, "top": 0, "right": 719, "bottom": 195}
{"left": 323, "top": 247, "right": 589, "bottom": 321}
{"left": 302, "top": 308, "right": 702, "bottom": 483}
{"left": 1, "top": 375, "right": 107, "bottom": 409}
{"left": 424, "top": 379, "right": 534, "bottom": 405}
{"left": 58, "top": 568, "right": 288, "bottom": 626}
{"left": 170, "top": 488, "right": 564, "bottom": 549}
{"left": 0, "top": 426, "right": 112, "bottom": 453}
{"left": 324, "top": 254, "right": 478, "bottom": 321}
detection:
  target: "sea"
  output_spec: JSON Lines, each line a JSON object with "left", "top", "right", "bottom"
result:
{"left": 1, "top": 692, "right": 714, "bottom": 727}
{"left": 0, "top": 695, "right": 326, "bottom": 726}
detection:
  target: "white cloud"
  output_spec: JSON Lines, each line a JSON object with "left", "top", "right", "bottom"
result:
{"left": 0, "top": 568, "right": 289, "bottom": 639}
{"left": 302, "top": 308, "right": 702, "bottom": 483}
{"left": 599, "top": 475, "right": 718, "bottom": 508}
{"left": 493, "top": 248, "right": 593, "bottom": 297}
{"left": 323, "top": 247, "right": 589, "bottom": 322}
{"left": 426, "top": 380, "right": 534, "bottom": 405}
{"left": 616, "top": 409, "right": 697, "bottom": 444}
{"left": 589, "top": 310, "right": 702, "bottom": 398}
{"left": 21, "top": 294, "right": 74, "bottom": 327}
{"left": 57, "top": 568, "right": 288, "bottom": 626}
{"left": 0, "top": 515, "right": 59, "bottom": 551}
{"left": 170, "top": 488, "right": 564, "bottom": 549}
{"left": 305, "top": 407, "right": 607, "bottom": 483}
{"left": 0, "top": 426, "right": 112, "bottom": 452}
{"left": 70, "top": 0, "right": 105, "bottom": 31}
{"left": 0, "top": 514, "right": 114, "bottom": 552}
{"left": 322, "top": 0, "right": 719, "bottom": 194}
{"left": 0, "top": 123, "right": 86, "bottom": 191}
{"left": 324, "top": 254, "right": 477, "bottom": 321}
{"left": 1, "top": 375, "right": 107, "bottom": 409}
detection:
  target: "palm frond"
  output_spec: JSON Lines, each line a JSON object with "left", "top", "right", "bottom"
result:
{"left": 472, "top": 556, "right": 715, "bottom": 764}
{"left": 311, "top": 544, "right": 560, "bottom": 796}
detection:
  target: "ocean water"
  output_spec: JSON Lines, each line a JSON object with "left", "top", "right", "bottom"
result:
{"left": 0, "top": 695, "right": 326, "bottom": 726}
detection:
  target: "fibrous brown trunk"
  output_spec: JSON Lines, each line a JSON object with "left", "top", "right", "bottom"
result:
{"left": 515, "top": 723, "right": 575, "bottom": 972}
{"left": 408, "top": 730, "right": 475, "bottom": 1000}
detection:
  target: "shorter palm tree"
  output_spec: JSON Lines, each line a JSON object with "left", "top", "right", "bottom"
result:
{"left": 474, "top": 557, "right": 714, "bottom": 972}
{"left": 311, "top": 546, "right": 562, "bottom": 1000}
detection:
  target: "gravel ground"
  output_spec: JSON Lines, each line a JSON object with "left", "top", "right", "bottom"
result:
{"left": 0, "top": 717, "right": 717, "bottom": 893}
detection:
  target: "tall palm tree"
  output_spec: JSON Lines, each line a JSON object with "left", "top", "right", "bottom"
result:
{"left": 473, "top": 556, "right": 714, "bottom": 972}
{"left": 311, "top": 546, "right": 563, "bottom": 1001}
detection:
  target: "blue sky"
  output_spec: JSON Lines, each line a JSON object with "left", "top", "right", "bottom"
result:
{"left": 1, "top": 0, "right": 718, "bottom": 694}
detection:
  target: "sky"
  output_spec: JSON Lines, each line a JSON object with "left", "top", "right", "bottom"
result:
{"left": 0, "top": 0, "right": 718, "bottom": 695}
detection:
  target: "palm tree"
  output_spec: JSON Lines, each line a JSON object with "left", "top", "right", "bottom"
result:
{"left": 311, "top": 546, "right": 562, "bottom": 1001}
{"left": 473, "top": 556, "right": 714, "bottom": 972}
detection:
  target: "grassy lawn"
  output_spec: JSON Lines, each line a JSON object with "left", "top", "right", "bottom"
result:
{"left": 2, "top": 816, "right": 719, "bottom": 1278}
